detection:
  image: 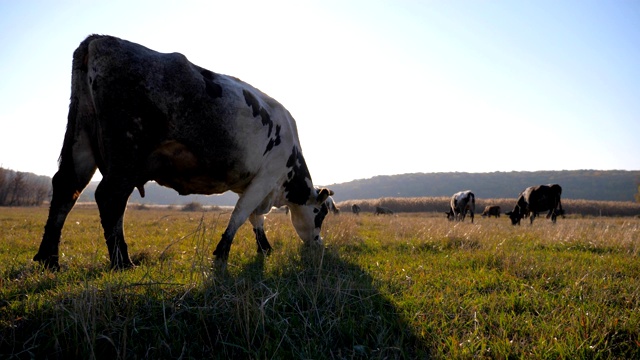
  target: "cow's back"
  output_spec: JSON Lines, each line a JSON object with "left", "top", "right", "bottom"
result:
{"left": 79, "top": 35, "right": 301, "bottom": 195}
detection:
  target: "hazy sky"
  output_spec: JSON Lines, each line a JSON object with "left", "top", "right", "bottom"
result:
{"left": 1, "top": 0, "right": 638, "bottom": 186}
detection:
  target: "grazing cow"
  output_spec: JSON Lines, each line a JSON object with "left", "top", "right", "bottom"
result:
{"left": 447, "top": 190, "right": 475, "bottom": 223}
{"left": 375, "top": 206, "right": 394, "bottom": 215}
{"left": 325, "top": 196, "right": 340, "bottom": 214}
{"left": 33, "top": 35, "right": 333, "bottom": 270}
{"left": 351, "top": 204, "right": 361, "bottom": 215}
{"left": 481, "top": 205, "right": 501, "bottom": 218}
{"left": 505, "top": 184, "right": 563, "bottom": 225}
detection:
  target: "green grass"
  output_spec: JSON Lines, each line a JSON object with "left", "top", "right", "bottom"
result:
{"left": 1, "top": 207, "right": 639, "bottom": 359}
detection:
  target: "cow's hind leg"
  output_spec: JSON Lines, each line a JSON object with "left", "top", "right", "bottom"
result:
{"left": 34, "top": 168, "right": 95, "bottom": 269}
{"left": 95, "top": 176, "right": 135, "bottom": 270}
{"left": 250, "top": 213, "right": 272, "bottom": 255}
{"left": 34, "top": 133, "right": 97, "bottom": 270}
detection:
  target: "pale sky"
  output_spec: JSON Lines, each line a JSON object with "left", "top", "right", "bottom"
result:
{"left": 1, "top": 0, "right": 639, "bottom": 186}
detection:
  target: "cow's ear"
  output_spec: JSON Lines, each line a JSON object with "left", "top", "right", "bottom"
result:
{"left": 316, "top": 188, "right": 333, "bottom": 203}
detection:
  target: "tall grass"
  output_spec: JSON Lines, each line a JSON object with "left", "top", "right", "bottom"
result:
{"left": 1, "top": 206, "right": 639, "bottom": 359}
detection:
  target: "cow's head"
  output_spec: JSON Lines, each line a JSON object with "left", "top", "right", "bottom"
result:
{"left": 445, "top": 209, "right": 454, "bottom": 220}
{"left": 505, "top": 210, "right": 522, "bottom": 225}
{"left": 288, "top": 188, "right": 333, "bottom": 245}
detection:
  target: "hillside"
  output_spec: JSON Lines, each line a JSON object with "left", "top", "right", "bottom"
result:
{"left": 327, "top": 170, "right": 640, "bottom": 202}
{"left": 70, "top": 170, "right": 640, "bottom": 206}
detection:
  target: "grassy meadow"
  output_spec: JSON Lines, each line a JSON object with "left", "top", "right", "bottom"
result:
{"left": 1, "top": 204, "right": 639, "bottom": 359}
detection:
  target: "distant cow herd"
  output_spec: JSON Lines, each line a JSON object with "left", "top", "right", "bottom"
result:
{"left": 341, "top": 184, "right": 565, "bottom": 226}
{"left": 33, "top": 35, "right": 568, "bottom": 271}
{"left": 444, "top": 184, "right": 564, "bottom": 225}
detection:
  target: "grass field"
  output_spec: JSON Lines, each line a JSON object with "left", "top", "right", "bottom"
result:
{"left": 1, "top": 205, "right": 639, "bottom": 359}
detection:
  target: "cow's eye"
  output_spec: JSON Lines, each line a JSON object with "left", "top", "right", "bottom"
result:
{"left": 313, "top": 208, "right": 319, "bottom": 214}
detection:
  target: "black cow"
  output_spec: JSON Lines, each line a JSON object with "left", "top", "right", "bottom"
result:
{"left": 506, "top": 184, "right": 564, "bottom": 225}
{"left": 33, "top": 35, "right": 333, "bottom": 270}
{"left": 446, "top": 190, "right": 475, "bottom": 223}
{"left": 481, "top": 205, "right": 501, "bottom": 218}
{"left": 375, "top": 206, "right": 394, "bottom": 215}
{"left": 351, "top": 204, "right": 361, "bottom": 215}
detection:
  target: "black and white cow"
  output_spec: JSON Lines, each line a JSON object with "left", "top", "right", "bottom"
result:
{"left": 351, "top": 204, "right": 361, "bottom": 215}
{"left": 446, "top": 190, "right": 475, "bottom": 223}
{"left": 505, "top": 184, "right": 564, "bottom": 225}
{"left": 375, "top": 206, "right": 394, "bottom": 215}
{"left": 481, "top": 205, "right": 501, "bottom": 218}
{"left": 33, "top": 35, "right": 333, "bottom": 270}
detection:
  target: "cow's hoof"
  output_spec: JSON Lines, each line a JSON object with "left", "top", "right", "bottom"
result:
{"left": 256, "top": 246, "right": 272, "bottom": 256}
{"left": 213, "top": 255, "right": 229, "bottom": 274}
{"left": 33, "top": 254, "right": 60, "bottom": 271}
{"left": 110, "top": 261, "right": 136, "bottom": 271}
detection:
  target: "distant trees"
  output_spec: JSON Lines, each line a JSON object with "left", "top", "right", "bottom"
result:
{"left": 330, "top": 170, "right": 640, "bottom": 202}
{"left": 0, "top": 167, "right": 50, "bottom": 206}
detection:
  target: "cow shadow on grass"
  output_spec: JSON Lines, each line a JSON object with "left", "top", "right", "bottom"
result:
{"left": 198, "top": 245, "right": 430, "bottom": 359}
{"left": 2, "top": 247, "right": 428, "bottom": 360}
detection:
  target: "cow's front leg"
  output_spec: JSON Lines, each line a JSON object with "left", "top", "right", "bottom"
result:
{"left": 250, "top": 213, "right": 272, "bottom": 255}
{"left": 213, "top": 208, "right": 249, "bottom": 265}
{"left": 95, "top": 177, "right": 135, "bottom": 270}
{"left": 213, "top": 181, "right": 273, "bottom": 264}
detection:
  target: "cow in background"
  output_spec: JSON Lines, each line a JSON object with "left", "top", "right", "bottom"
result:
{"left": 33, "top": 35, "right": 333, "bottom": 270}
{"left": 325, "top": 196, "right": 340, "bottom": 214}
{"left": 506, "top": 184, "right": 564, "bottom": 225}
{"left": 375, "top": 206, "right": 394, "bottom": 215}
{"left": 447, "top": 190, "right": 475, "bottom": 223}
{"left": 481, "top": 205, "right": 501, "bottom": 218}
{"left": 351, "top": 204, "right": 361, "bottom": 215}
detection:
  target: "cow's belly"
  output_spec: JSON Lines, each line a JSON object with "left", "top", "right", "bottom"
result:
{"left": 154, "top": 175, "right": 235, "bottom": 195}
{"left": 145, "top": 140, "right": 255, "bottom": 195}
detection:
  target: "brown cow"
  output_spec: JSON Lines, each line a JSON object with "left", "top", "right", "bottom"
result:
{"left": 481, "top": 205, "right": 501, "bottom": 218}
{"left": 375, "top": 206, "right": 394, "bottom": 215}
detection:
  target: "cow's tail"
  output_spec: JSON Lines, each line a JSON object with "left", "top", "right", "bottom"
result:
{"left": 556, "top": 186, "right": 563, "bottom": 211}
{"left": 469, "top": 192, "right": 476, "bottom": 221}
{"left": 57, "top": 35, "right": 105, "bottom": 174}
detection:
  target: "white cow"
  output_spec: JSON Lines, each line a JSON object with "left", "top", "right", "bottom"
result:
{"left": 325, "top": 196, "right": 340, "bottom": 214}
{"left": 446, "top": 190, "right": 475, "bottom": 223}
{"left": 33, "top": 35, "right": 333, "bottom": 270}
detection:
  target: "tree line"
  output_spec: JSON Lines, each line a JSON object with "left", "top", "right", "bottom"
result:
{"left": 328, "top": 170, "right": 640, "bottom": 203}
{"left": 1, "top": 167, "right": 639, "bottom": 207}
{"left": 0, "top": 167, "right": 50, "bottom": 206}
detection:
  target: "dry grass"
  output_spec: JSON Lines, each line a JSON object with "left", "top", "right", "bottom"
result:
{"left": 1, "top": 205, "right": 639, "bottom": 359}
